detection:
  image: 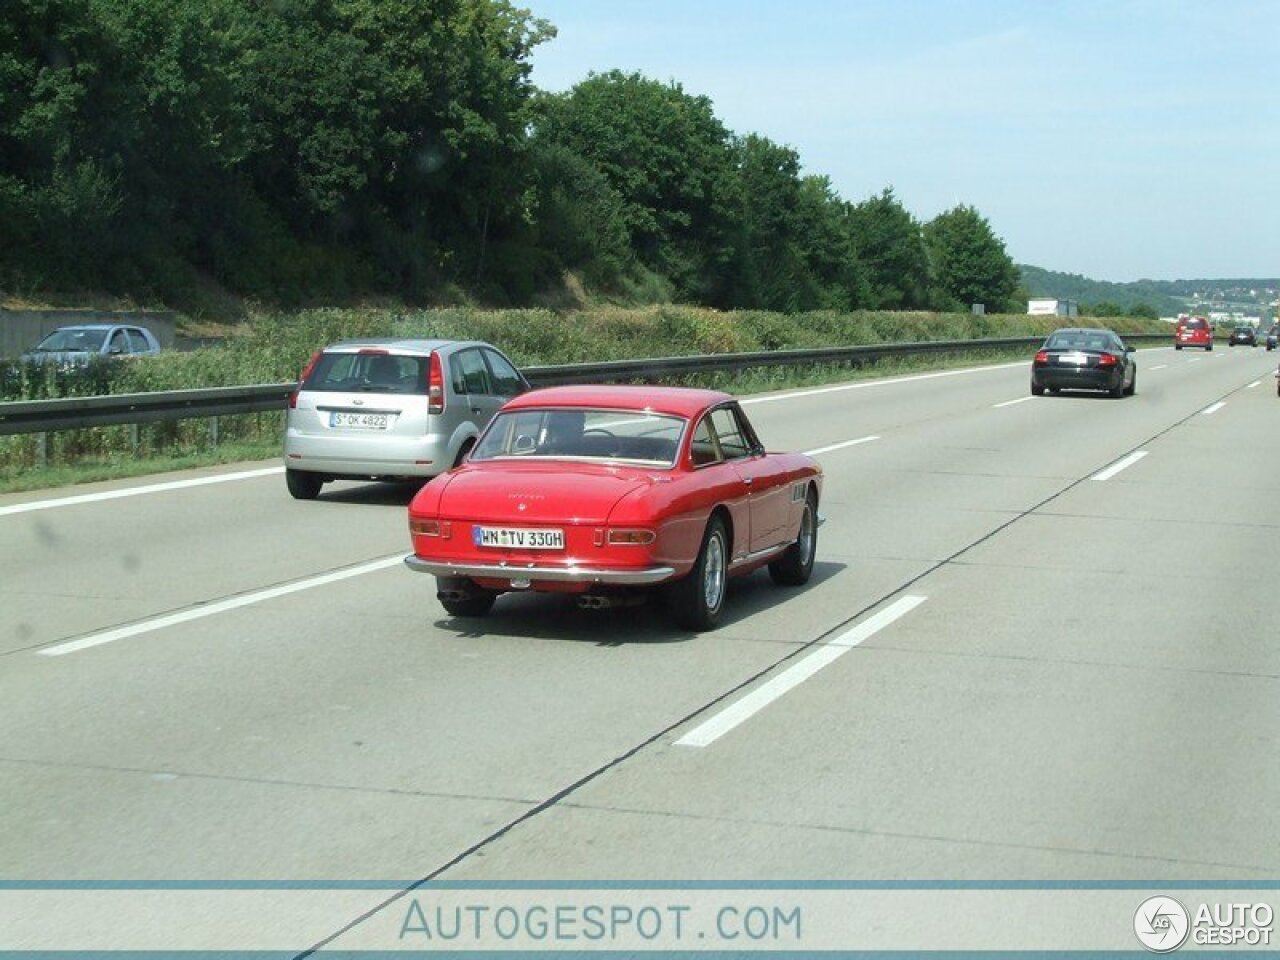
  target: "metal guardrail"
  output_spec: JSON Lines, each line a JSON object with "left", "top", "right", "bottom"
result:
{"left": 0, "top": 334, "right": 1173, "bottom": 437}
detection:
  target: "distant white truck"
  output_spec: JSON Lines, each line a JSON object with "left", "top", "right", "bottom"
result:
{"left": 1027, "top": 298, "right": 1078, "bottom": 318}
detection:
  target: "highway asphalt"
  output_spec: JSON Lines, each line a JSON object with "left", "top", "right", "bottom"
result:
{"left": 2, "top": 344, "right": 1278, "bottom": 940}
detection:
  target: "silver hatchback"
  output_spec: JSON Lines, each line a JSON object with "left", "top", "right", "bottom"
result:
{"left": 283, "top": 338, "right": 528, "bottom": 499}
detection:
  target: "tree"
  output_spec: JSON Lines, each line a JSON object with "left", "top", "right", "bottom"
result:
{"left": 534, "top": 70, "right": 736, "bottom": 301}
{"left": 923, "top": 204, "right": 1018, "bottom": 312}
{"left": 845, "top": 188, "right": 932, "bottom": 309}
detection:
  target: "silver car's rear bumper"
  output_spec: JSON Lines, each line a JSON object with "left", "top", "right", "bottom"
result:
{"left": 404, "top": 554, "right": 676, "bottom": 585}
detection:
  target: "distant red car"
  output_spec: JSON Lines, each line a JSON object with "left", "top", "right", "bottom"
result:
{"left": 1175, "top": 315, "right": 1213, "bottom": 350}
{"left": 405, "top": 385, "right": 823, "bottom": 630}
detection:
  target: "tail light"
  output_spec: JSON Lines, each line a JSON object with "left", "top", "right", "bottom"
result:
{"left": 1097, "top": 352, "right": 1118, "bottom": 368}
{"left": 288, "top": 350, "right": 322, "bottom": 409}
{"left": 409, "top": 518, "right": 450, "bottom": 538}
{"left": 607, "top": 528, "right": 656, "bottom": 546}
{"left": 427, "top": 352, "right": 444, "bottom": 414}
{"left": 1034, "top": 350, "right": 1049, "bottom": 365}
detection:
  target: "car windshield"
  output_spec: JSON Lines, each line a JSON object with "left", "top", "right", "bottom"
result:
{"left": 33, "top": 328, "right": 108, "bottom": 352}
{"left": 302, "top": 351, "right": 428, "bottom": 394}
{"left": 472, "top": 407, "right": 686, "bottom": 466}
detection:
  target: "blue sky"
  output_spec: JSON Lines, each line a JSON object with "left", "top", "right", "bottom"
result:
{"left": 524, "top": 0, "right": 1279, "bottom": 283}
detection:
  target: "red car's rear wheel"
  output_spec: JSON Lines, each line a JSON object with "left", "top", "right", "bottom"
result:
{"left": 667, "top": 516, "right": 728, "bottom": 632}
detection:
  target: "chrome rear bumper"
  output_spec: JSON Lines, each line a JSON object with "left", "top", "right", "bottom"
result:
{"left": 404, "top": 554, "right": 676, "bottom": 586}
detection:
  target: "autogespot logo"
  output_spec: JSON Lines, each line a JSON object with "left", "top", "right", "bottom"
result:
{"left": 1135, "top": 896, "right": 1190, "bottom": 952}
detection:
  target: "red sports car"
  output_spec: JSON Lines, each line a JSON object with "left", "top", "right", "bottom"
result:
{"left": 405, "top": 385, "right": 823, "bottom": 630}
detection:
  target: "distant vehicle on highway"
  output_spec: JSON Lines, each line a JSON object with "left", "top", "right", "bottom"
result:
{"left": 1266, "top": 326, "right": 1278, "bottom": 352}
{"left": 283, "top": 338, "right": 528, "bottom": 500}
{"left": 1174, "top": 315, "right": 1213, "bottom": 351}
{"left": 21, "top": 324, "right": 161, "bottom": 367}
{"left": 404, "top": 384, "right": 823, "bottom": 630}
{"left": 1030, "top": 327, "right": 1136, "bottom": 398}
{"left": 1228, "top": 326, "right": 1257, "bottom": 347}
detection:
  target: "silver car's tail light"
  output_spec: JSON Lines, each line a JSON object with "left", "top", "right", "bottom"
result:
{"left": 427, "top": 352, "right": 445, "bottom": 415}
{"left": 289, "top": 350, "right": 322, "bottom": 409}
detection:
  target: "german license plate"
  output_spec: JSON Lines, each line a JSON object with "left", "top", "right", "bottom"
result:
{"left": 1059, "top": 353, "right": 1088, "bottom": 365}
{"left": 330, "top": 411, "right": 389, "bottom": 429}
{"left": 474, "top": 526, "right": 565, "bottom": 550}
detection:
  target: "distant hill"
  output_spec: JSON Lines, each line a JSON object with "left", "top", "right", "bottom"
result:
{"left": 1018, "top": 265, "right": 1185, "bottom": 315}
{"left": 1020, "top": 266, "right": 1280, "bottom": 317}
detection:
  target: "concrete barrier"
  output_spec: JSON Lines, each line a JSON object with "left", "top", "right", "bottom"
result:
{"left": 0, "top": 308, "right": 179, "bottom": 359}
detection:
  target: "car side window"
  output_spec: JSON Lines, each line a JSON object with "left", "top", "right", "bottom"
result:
{"left": 452, "top": 348, "right": 492, "bottom": 396}
{"left": 108, "top": 329, "right": 129, "bottom": 354}
{"left": 689, "top": 418, "right": 721, "bottom": 466}
{"left": 709, "top": 407, "right": 751, "bottom": 460}
{"left": 126, "top": 328, "right": 151, "bottom": 352}
{"left": 482, "top": 349, "right": 525, "bottom": 397}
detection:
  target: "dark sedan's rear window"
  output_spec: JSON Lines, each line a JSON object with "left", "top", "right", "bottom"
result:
{"left": 303, "top": 351, "right": 428, "bottom": 394}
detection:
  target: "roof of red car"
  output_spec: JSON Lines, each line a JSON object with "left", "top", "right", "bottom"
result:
{"left": 503, "top": 384, "right": 734, "bottom": 418}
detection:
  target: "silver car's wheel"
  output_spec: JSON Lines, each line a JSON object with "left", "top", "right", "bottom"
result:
{"left": 285, "top": 469, "right": 323, "bottom": 500}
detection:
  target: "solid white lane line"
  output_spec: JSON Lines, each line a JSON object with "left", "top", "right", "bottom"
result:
{"left": 1091, "top": 451, "right": 1147, "bottom": 482}
{"left": 675, "top": 595, "right": 927, "bottom": 748}
{"left": 1202, "top": 402, "right": 1226, "bottom": 416}
{"left": 1247, "top": 380, "right": 1262, "bottom": 389}
{"left": 1188, "top": 357, "right": 1201, "bottom": 363}
{"left": 993, "top": 396, "right": 1034, "bottom": 408}
{"left": 740, "top": 361, "right": 1027, "bottom": 406}
{"left": 38, "top": 555, "right": 403, "bottom": 657}
{"left": 0, "top": 466, "right": 285, "bottom": 517}
{"left": 1148, "top": 364, "right": 1168, "bottom": 371}
{"left": 804, "top": 436, "right": 879, "bottom": 456}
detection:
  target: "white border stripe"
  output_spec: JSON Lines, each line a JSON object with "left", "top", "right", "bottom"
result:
{"left": 993, "top": 396, "right": 1034, "bottom": 408}
{"left": 38, "top": 555, "right": 402, "bottom": 656}
{"left": 1247, "top": 380, "right": 1262, "bottom": 389}
{"left": 740, "top": 361, "right": 1026, "bottom": 406}
{"left": 1091, "top": 450, "right": 1147, "bottom": 482}
{"left": 1201, "top": 401, "right": 1226, "bottom": 416}
{"left": 0, "top": 466, "right": 284, "bottom": 517}
{"left": 675, "top": 595, "right": 926, "bottom": 748}
{"left": 804, "top": 435, "right": 879, "bottom": 456}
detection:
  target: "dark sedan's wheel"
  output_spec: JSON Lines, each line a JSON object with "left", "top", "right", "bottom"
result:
{"left": 667, "top": 515, "right": 729, "bottom": 632}
{"left": 285, "top": 468, "right": 324, "bottom": 500}
{"left": 440, "top": 594, "right": 496, "bottom": 617}
{"left": 1109, "top": 377, "right": 1125, "bottom": 398}
{"left": 770, "top": 495, "right": 817, "bottom": 586}
{"left": 1124, "top": 369, "right": 1137, "bottom": 397}
{"left": 1031, "top": 381, "right": 1046, "bottom": 396}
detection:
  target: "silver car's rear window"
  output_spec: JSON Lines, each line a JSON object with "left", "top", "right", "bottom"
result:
{"left": 303, "top": 351, "right": 428, "bottom": 395}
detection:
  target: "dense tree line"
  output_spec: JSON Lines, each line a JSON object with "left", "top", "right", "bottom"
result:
{"left": 0, "top": 0, "right": 1020, "bottom": 315}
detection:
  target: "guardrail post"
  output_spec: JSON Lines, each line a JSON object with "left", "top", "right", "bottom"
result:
{"left": 209, "top": 416, "right": 220, "bottom": 447}
{"left": 35, "top": 432, "right": 47, "bottom": 468}
{"left": 129, "top": 423, "right": 139, "bottom": 455}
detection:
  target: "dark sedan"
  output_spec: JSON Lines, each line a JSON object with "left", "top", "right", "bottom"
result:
{"left": 1229, "top": 326, "right": 1257, "bottom": 347}
{"left": 1030, "top": 327, "right": 1136, "bottom": 398}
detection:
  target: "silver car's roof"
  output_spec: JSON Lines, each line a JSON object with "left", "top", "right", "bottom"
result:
{"left": 320, "top": 338, "right": 482, "bottom": 356}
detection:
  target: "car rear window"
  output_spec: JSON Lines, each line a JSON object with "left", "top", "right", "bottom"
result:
{"left": 472, "top": 408, "right": 686, "bottom": 466}
{"left": 303, "top": 351, "right": 428, "bottom": 394}
{"left": 1182, "top": 319, "right": 1208, "bottom": 330}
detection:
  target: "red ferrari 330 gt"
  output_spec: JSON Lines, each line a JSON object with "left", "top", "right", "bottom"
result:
{"left": 404, "top": 384, "right": 823, "bottom": 630}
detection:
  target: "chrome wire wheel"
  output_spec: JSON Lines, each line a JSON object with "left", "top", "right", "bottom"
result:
{"left": 702, "top": 529, "right": 726, "bottom": 612}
